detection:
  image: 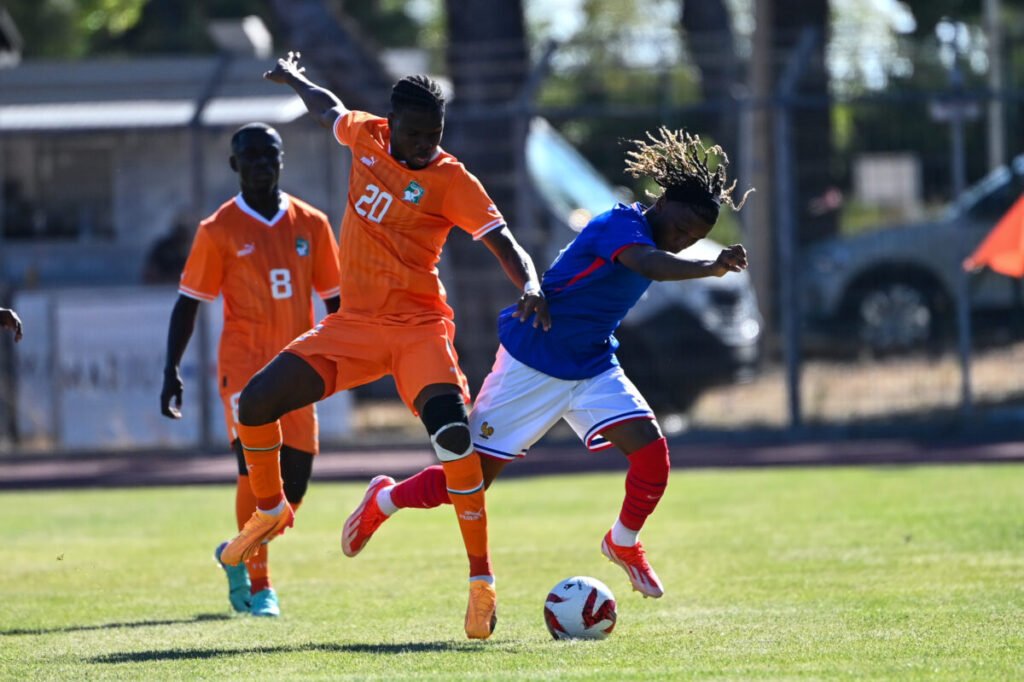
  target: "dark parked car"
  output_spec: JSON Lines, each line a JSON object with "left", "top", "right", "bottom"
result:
{"left": 527, "top": 119, "right": 762, "bottom": 410}
{"left": 802, "top": 154, "right": 1024, "bottom": 354}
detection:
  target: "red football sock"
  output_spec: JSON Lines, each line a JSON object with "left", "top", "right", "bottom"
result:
{"left": 390, "top": 465, "right": 450, "bottom": 509}
{"left": 619, "top": 437, "right": 670, "bottom": 532}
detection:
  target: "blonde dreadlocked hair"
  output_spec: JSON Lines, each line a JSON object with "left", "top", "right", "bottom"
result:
{"left": 624, "top": 127, "right": 753, "bottom": 222}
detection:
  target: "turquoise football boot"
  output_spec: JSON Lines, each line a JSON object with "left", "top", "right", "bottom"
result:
{"left": 250, "top": 588, "right": 280, "bottom": 617}
{"left": 214, "top": 541, "right": 252, "bottom": 613}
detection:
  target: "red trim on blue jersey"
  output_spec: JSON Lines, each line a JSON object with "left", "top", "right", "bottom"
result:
{"left": 610, "top": 242, "right": 647, "bottom": 263}
{"left": 554, "top": 256, "right": 606, "bottom": 293}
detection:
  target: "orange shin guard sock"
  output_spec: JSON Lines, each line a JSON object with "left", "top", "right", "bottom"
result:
{"left": 441, "top": 453, "right": 491, "bottom": 579}
{"left": 237, "top": 421, "right": 284, "bottom": 509}
{"left": 237, "top": 474, "right": 272, "bottom": 593}
{"left": 235, "top": 475, "right": 257, "bottom": 529}
{"left": 246, "top": 544, "right": 270, "bottom": 594}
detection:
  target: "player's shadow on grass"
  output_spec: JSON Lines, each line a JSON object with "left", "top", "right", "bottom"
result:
{"left": 1, "top": 613, "right": 229, "bottom": 637}
{"left": 90, "top": 641, "right": 485, "bottom": 663}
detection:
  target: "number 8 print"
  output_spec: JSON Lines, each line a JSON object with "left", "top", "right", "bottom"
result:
{"left": 270, "top": 268, "right": 293, "bottom": 299}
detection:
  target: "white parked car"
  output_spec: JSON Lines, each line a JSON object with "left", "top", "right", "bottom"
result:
{"left": 803, "top": 155, "right": 1024, "bottom": 354}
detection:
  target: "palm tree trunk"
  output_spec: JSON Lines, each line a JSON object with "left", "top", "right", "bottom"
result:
{"left": 680, "top": 0, "right": 740, "bottom": 155}
{"left": 269, "top": 0, "right": 392, "bottom": 114}
{"left": 442, "top": 0, "right": 530, "bottom": 390}
{"left": 774, "top": 0, "right": 835, "bottom": 244}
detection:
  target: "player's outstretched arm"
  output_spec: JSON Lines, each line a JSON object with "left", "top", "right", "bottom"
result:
{"left": 161, "top": 295, "right": 201, "bottom": 419}
{"left": 0, "top": 307, "right": 23, "bottom": 343}
{"left": 618, "top": 243, "right": 748, "bottom": 282}
{"left": 264, "top": 51, "right": 348, "bottom": 129}
{"left": 481, "top": 227, "right": 551, "bottom": 330}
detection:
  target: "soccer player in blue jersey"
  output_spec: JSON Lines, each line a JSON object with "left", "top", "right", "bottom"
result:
{"left": 342, "top": 127, "right": 751, "bottom": 600}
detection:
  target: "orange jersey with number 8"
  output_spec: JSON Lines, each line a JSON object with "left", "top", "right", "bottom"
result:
{"left": 179, "top": 193, "right": 340, "bottom": 388}
{"left": 333, "top": 111, "right": 505, "bottom": 324}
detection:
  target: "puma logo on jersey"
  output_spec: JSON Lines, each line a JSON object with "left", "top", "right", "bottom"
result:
{"left": 237, "top": 243, "right": 255, "bottom": 257}
{"left": 360, "top": 155, "right": 377, "bottom": 167}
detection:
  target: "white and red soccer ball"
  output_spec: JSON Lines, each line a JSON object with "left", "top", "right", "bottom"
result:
{"left": 544, "top": 576, "right": 617, "bottom": 640}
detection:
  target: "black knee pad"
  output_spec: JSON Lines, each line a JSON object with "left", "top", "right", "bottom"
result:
{"left": 280, "top": 446, "right": 314, "bottom": 505}
{"left": 420, "top": 393, "right": 471, "bottom": 460}
{"left": 232, "top": 439, "right": 247, "bottom": 476}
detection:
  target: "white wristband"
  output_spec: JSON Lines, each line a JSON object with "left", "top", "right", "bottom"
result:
{"left": 524, "top": 284, "right": 541, "bottom": 296}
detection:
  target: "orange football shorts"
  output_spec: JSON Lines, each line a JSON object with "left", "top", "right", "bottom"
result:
{"left": 220, "top": 386, "right": 319, "bottom": 455}
{"left": 283, "top": 311, "right": 470, "bottom": 415}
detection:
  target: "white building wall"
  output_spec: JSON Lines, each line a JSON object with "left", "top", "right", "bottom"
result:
{"left": 2, "top": 121, "right": 350, "bottom": 289}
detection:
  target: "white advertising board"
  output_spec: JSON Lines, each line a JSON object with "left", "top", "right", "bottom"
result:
{"left": 12, "top": 287, "right": 351, "bottom": 452}
{"left": 53, "top": 288, "right": 206, "bottom": 450}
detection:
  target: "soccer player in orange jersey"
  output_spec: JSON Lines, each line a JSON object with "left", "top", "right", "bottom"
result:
{"left": 218, "top": 52, "right": 550, "bottom": 640}
{"left": 0, "top": 308, "right": 23, "bottom": 342}
{"left": 160, "top": 123, "right": 340, "bottom": 618}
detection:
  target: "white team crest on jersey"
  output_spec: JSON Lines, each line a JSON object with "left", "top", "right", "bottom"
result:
{"left": 360, "top": 155, "right": 377, "bottom": 167}
{"left": 237, "top": 243, "right": 255, "bottom": 257}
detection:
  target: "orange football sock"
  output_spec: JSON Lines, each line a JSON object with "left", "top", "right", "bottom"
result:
{"left": 441, "top": 452, "right": 491, "bottom": 579}
{"left": 247, "top": 544, "right": 271, "bottom": 594}
{"left": 235, "top": 474, "right": 257, "bottom": 528}
{"left": 237, "top": 421, "right": 284, "bottom": 509}
{"left": 236, "top": 475, "right": 271, "bottom": 593}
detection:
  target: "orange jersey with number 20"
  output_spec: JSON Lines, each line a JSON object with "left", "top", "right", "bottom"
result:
{"left": 333, "top": 111, "right": 505, "bottom": 324}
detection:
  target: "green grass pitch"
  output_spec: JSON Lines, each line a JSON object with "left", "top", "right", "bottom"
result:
{"left": 2, "top": 464, "right": 1023, "bottom": 680}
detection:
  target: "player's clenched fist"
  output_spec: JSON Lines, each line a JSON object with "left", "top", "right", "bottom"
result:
{"left": 713, "top": 244, "right": 748, "bottom": 275}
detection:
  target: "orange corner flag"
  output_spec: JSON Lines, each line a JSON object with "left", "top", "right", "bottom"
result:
{"left": 964, "top": 193, "right": 1024, "bottom": 278}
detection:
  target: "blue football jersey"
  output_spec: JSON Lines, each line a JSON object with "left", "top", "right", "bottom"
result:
{"left": 498, "top": 202, "right": 656, "bottom": 380}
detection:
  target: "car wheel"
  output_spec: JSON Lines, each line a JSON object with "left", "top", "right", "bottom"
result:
{"left": 853, "top": 281, "right": 940, "bottom": 353}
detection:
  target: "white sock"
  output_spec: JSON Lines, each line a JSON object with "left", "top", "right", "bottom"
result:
{"left": 611, "top": 519, "right": 639, "bottom": 547}
{"left": 376, "top": 486, "right": 398, "bottom": 516}
{"left": 259, "top": 499, "right": 286, "bottom": 516}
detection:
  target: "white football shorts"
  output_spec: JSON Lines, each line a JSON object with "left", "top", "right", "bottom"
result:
{"left": 470, "top": 345, "right": 655, "bottom": 459}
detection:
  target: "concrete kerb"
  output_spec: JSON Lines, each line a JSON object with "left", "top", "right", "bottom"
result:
{"left": 1, "top": 432, "right": 1022, "bottom": 491}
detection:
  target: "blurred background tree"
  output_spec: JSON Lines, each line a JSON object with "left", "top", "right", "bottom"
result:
{"left": 7, "top": 0, "right": 1024, "bottom": 234}
{"left": 5, "top": 0, "right": 148, "bottom": 57}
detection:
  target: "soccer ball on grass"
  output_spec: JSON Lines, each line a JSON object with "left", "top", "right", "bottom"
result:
{"left": 543, "top": 576, "right": 617, "bottom": 640}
